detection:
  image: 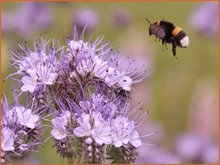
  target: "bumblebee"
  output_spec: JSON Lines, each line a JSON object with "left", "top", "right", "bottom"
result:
{"left": 146, "top": 18, "right": 189, "bottom": 56}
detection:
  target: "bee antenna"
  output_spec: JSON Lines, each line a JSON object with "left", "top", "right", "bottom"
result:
{"left": 145, "top": 18, "right": 151, "bottom": 25}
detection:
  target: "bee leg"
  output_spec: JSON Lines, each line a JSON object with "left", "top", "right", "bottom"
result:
{"left": 165, "top": 43, "right": 168, "bottom": 50}
{"left": 171, "top": 39, "right": 177, "bottom": 57}
{"left": 155, "top": 36, "right": 157, "bottom": 42}
{"left": 162, "top": 40, "right": 165, "bottom": 51}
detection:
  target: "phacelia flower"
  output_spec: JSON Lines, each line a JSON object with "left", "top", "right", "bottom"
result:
{"left": 2, "top": 2, "right": 52, "bottom": 36}
{"left": 5, "top": 24, "right": 152, "bottom": 164}
{"left": 1, "top": 95, "right": 42, "bottom": 163}
{"left": 21, "top": 66, "right": 57, "bottom": 93}
{"left": 51, "top": 111, "right": 71, "bottom": 140}
{"left": 189, "top": 2, "right": 218, "bottom": 38}
{"left": 175, "top": 133, "right": 219, "bottom": 163}
{"left": 9, "top": 106, "right": 39, "bottom": 129}
{"left": 2, "top": 128, "right": 15, "bottom": 152}
{"left": 111, "top": 6, "right": 131, "bottom": 28}
{"left": 50, "top": 91, "right": 145, "bottom": 164}
{"left": 60, "top": 25, "right": 148, "bottom": 92}
{"left": 10, "top": 38, "right": 59, "bottom": 95}
{"left": 74, "top": 7, "right": 99, "bottom": 31}
{"left": 73, "top": 112, "right": 112, "bottom": 145}
{"left": 111, "top": 116, "right": 142, "bottom": 148}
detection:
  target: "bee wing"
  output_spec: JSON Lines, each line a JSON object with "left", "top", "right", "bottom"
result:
{"left": 152, "top": 26, "right": 166, "bottom": 39}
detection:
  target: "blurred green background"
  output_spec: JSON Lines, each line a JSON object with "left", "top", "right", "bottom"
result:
{"left": 2, "top": 1, "right": 218, "bottom": 163}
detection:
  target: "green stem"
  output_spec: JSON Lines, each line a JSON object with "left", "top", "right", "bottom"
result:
{"left": 67, "top": 152, "right": 84, "bottom": 164}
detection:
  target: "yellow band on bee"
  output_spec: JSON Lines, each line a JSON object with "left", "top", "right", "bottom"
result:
{"left": 172, "top": 26, "right": 182, "bottom": 36}
{"left": 157, "top": 21, "right": 160, "bottom": 25}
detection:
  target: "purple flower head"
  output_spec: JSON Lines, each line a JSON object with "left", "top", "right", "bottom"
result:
{"left": 189, "top": 2, "right": 218, "bottom": 38}
{"left": 51, "top": 111, "right": 72, "bottom": 140}
{"left": 50, "top": 109, "right": 78, "bottom": 159}
{"left": 1, "top": 94, "right": 42, "bottom": 163}
{"left": 47, "top": 23, "right": 150, "bottom": 162}
{"left": 10, "top": 38, "right": 59, "bottom": 98}
{"left": 51, "top": 93, "right": 118, "bottom": 142}
{"left": 62, "top": 25, "right": 148, "bottom": 92}
{"left": 2, "top": 128, "right": 15, "bottom": 152}
{"left": 74, "top": 7, "right": 99, "bottom": 31}
{"left": 73, "top": 112, "right": 112, "bottom": 145}
{"left": 4, "top": 24, "right": 152, "bottom": 163}
{"left": 201, "top": 144, "right": 218, "bottom": 164}
{"left": 111, "top": 6, "right": 131, "bottom": 28}
{"left": 111, "top": 116, "right": 142, "bottom": 148}
{"left": 175, "top": 134, "right": 204, "bottom": 161}
{"left": 78, "top": 93, "right": 118, "bottom": 120}
{"left": 103, "top": 54, "right": 148, "bottom": 91}
{"left": 175, "top": 133, "right": 219, "bottom": 163}
{"left": 2, "top": 2, "right": 52, "bottom": 36}
{"left": 50, "top": 89, "right": 146, "bottom": 163}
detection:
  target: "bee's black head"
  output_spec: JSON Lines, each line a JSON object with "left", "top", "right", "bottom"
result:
{"left": 148, "top": 26, "right": 153, "bottom": 36}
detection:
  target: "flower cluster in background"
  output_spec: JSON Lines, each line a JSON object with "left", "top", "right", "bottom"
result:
{"left": 189, "top": 2, "right": 218, "bottom": 38}
{"left": 73, "top": 7, "right": 99, "bottom": 31}
{"left": 1, "top": 25, "right": 151, "bottom": 164}
{"left": 2, "top": 2, "right": 52, "bottom": 37}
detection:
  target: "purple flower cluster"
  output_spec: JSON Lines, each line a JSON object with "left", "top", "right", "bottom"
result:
{"left": 189, "top": 2, "right": 218, "bottom": 38}
{"left": 73, "top": 8, "right": 99, "bottom": 31}
{"left": 3, "top": 25, "right": 149, "bottom": 163}
{"left": 2, "top": 2, "right": 52, "bottom": 37}
{"left": 1, "top": 94, "right": 41, "bottom": 164}
{"left": 175, "top": 134, "right": 218, "bottom": 163}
